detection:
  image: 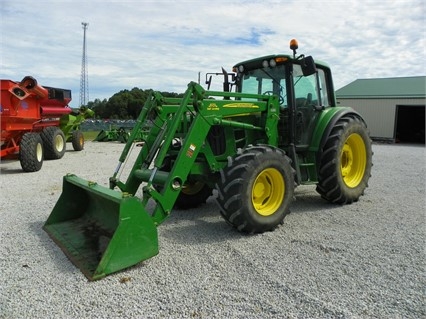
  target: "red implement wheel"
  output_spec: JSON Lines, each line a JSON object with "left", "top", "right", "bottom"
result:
{"left": 20, "top": 132, "right": 44, "bottom": 172}
{"left": 41, "top": 127, "right": 66, "bottom": 160}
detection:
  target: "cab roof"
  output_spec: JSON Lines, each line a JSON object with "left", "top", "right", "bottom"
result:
{"left": 233, "top": 54, "right": 330, "bottom": 70}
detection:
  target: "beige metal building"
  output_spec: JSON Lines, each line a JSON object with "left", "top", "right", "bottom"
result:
{"left": 336, "top": 76, "right": 425, "bottom": 143}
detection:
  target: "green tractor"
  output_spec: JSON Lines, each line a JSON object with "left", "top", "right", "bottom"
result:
{"left": 44, "top": 40, "right": 373, "bottom": 280}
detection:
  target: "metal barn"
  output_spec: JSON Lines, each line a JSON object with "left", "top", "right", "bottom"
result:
{"left": 336, "top": 76, "right": 425, "bottom": 143}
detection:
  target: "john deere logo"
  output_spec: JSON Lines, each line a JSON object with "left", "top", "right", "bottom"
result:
{"left": 207, "top": 103, "right": 220, "bottom": 111}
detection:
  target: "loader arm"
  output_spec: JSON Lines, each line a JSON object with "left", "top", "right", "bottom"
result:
{"left": 111, "top": 81, "right": 279, "bottom": 226}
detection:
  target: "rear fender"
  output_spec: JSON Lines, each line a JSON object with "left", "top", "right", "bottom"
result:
{"left": 309, "top": 107, "right": 366, "bottom": 154}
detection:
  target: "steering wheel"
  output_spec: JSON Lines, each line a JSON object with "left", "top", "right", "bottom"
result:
{"left": 263, "top": 91, "right": 285, "bottom": 105}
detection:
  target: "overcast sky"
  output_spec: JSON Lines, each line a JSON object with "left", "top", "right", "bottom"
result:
{"left": 1, "top": 0, "right": 425, "bottom": 108}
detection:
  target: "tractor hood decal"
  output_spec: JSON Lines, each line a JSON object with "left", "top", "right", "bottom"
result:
{"left": 223, "top": 103, "right": 259, "bottom": 108}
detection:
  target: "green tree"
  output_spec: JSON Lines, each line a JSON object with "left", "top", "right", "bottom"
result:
{"left": 88, "top": 87, "right": 184, "bottom": 119}
{"left": 88, "top": 98, "right": 107, "bottom": 118}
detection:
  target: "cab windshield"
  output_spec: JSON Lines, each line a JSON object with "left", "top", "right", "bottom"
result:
{"left": 238, "top": 64, "right": 287, "bottom": 107}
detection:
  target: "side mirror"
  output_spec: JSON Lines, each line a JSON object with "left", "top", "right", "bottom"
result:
{"left": 301, "top": 56, "right": 317, "bottom": 76}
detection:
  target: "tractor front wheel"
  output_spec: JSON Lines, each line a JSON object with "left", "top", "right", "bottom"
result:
{"left": 316, "top": 114, "right": 373, "bottom": 204}
{"left": 72, "top": 130, "right": 84, "bottom": 151}
{"left": 41, "top": 127, "right": 66, "bottom": 160}
{"left": 215, "top": 145, "right": 294, "bottom": 233}
{"left": 20, "top": 132, "right": 44, "bottom": 172}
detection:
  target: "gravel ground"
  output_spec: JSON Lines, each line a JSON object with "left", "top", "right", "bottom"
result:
{"left": 0, "top": 141, "right": 425, "bottom": 319}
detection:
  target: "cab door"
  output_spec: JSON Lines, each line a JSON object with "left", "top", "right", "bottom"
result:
{"left": 292, "top": 64, "right": 330, "bottom": 147}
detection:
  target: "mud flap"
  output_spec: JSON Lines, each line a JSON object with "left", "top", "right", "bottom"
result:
{"left": 43, "top": 174, "right": 158, "bottom": 280}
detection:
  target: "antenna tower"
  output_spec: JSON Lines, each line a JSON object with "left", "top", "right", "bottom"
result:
{"left": 79, "top": 22, "right": 89, "bottom": 107}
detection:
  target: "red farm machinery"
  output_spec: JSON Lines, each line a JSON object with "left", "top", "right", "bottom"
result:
{"left": 1, "top": 76, "right": 94, "bottom": 172}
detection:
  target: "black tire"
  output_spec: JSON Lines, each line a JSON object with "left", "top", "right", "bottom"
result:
{"left": 41, "top": 127, "right": 66, "bottom": 160}
{"left": 316, "top": 114, "right": 373, "bottom": 204}
{"left": 175, "top": 182, "right": 212, "bottom": 209}
{"left": 215, "top": 145, "right": 295, "bottom": 233}
{"left": 19, "top": 132, "right": 43, "bottom": 172}
{"left": 72, "top": 130, "right": 84, "bottom": 151}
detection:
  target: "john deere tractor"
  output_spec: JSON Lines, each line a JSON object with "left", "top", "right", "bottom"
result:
{"left": 44, "top": 39, "right": 373, "bottom": 280}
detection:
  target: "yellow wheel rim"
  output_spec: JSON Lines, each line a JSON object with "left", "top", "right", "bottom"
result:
{"left": 54, "top": 135, "right": 64, "bottom": 152}
{"left": 341, "top": 133, "right": 367, "bottom": 188}
{"left": 36, "top": 142, "right": 43, "bottom": 162}
{"left": 252, "top": 168, "right": 285, "bottom": 216}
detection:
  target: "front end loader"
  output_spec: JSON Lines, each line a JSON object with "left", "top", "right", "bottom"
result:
{"left": 44, "top": 40, "right": 372, "bottom": 280}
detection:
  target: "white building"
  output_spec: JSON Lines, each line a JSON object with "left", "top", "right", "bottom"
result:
{"left": 336, "top": 76, "right": 425, "bottom": 143}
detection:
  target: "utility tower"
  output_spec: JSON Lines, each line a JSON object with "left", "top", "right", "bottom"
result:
{"left": 79, "top": 22, "right": 89, "bottom": 107}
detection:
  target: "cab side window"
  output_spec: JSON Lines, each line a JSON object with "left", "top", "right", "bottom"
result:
{"left": 317, "top": 68, "right": 330, "bottom": 107}
{"left": 293, "top": 65, "right": 330, "bottom": 108}
{"left": 293, "top": 65, "right": 317, "bottom": 108}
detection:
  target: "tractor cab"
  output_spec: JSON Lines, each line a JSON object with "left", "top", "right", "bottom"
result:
{"left": 232, "top": 39, "right": 336, "bottom": 147}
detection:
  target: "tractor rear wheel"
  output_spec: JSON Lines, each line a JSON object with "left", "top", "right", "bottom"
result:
{"left": 41, "top": 127, "right": 66, "bottom": 160}
{"left": 215, "top": 145, "right": 294, "bottom": 233}
{"left": 72, "top": 130, "right": 84, "bottom": 151}
{"left": 316, "top": 114, "right": 373, "bottom": 204}
{"left": 20, "top": 132, "right": 44, "bottom": 172}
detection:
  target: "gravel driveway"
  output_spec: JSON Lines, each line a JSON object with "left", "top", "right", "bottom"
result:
{"left": 0, "top": 141, "right": 424, "bottom": 318}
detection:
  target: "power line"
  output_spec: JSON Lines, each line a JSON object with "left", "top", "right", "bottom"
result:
{"left": 79, "top": 22, "right": 89, "bottom": 107}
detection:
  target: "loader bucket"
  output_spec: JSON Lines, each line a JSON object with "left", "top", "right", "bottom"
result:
{"left": 43, "top": 174, "right": 158, "bottom": 280}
